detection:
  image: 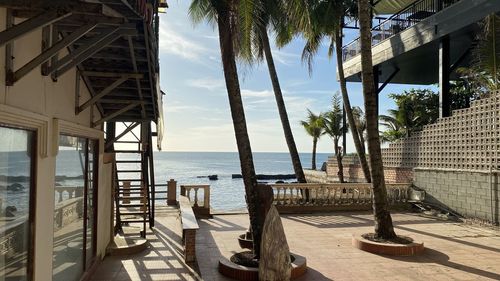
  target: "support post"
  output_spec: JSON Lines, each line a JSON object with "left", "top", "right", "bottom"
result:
{"left": 439, "top": 35, "right": 451, "bottom": 118}
{"left": 167, "top": 179, "right": 177, "bottom": 205}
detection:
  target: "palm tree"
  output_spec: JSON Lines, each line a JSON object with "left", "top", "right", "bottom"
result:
{"left": 379, "top": 110, "right": 407, "bottom": 143}
{"left": 239, "top": 0, "right": 307, "bottom": 184}
{"left": 283, "top": 0, "right": 372, "bottom": 183}
{"left": 301, "top": 109, "right": 324, "bottom": 170}
{"left": 189, "top": 0, "right": 264, "bottom": 258}
{"left": 322, "top": 94, "right": 347, "bottom": 182}
{"left": 358, "top": 0, "right": 396, "bottom": 239}
{"left": 352, "top": 106, "right": 367, "bottom": 153}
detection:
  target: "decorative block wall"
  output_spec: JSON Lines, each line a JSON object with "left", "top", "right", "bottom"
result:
{"left": 382, "top": 92, "right": 500, "bottom": 171}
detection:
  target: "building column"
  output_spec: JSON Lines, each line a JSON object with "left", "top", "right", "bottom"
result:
{"left": 439, "top": 35, "right": 451, "bottom": 118}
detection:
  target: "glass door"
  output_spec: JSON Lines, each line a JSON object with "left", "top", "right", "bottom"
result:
{"left": 53, "top": 136, "right": 97, "bottom": 281}
{"left": 0, "top": 126, "right": 35, "bottom": 281}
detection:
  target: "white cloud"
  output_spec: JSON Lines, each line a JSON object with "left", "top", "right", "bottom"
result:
{"left": 241, "top": 89, "right": 273, "bottom": 98}
{"left": 186, "top": 78, "right": 225, "bottom": 91}
{"left": 271, "top": 50, "right": 301, "bottom": 66}
{"left": 159, "top": 21, "right": 209, "bottom": 61}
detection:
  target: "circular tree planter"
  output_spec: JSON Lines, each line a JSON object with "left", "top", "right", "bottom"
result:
{"left": 352, "top": 233, "right": 424, "bottom": 256}
{"left": 238, "top": 234, "right": 253, "bottom": 249}
{"left": 218, "top": 252, "right": 307, "bottom": 281}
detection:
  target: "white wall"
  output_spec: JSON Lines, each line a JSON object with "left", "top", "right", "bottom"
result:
{"left": 0, "top": 8, "right": 113, "bottom": 281}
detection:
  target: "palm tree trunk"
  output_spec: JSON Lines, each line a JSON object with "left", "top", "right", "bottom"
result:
{"left": 312, "top": 138, "right": 317, "bottom": 170}
{"left": 261, "top": 28, "right": 307, "bottom": 183}
{"left": 358, "top": 0, "right": 396, "bottom": 239}
{"left": 335, "top": 22, "right": 371, "bottom": 183}
{"left": 334, "top": 137, "right": 344, "bottom": 183}
{"left": 217, "top": 7, "right": 264, "bottom": 256}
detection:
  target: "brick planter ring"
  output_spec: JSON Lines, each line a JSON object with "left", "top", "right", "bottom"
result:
{"left": 218, "top": 253, "right": 307, "bottom": 281}
{"left": 352, "top": 234, "right": 424, "bottom": 256}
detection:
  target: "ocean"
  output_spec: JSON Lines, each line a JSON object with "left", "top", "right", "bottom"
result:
{"left": 152, "top": 152, "right": 330, "bottom": 211}
{"left": 0, "top": 151, "right": 330, "bottom": 214}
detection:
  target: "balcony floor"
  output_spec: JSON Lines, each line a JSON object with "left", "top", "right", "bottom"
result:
{"left": 90, "top": 209, "right": 500, "bottom": 281}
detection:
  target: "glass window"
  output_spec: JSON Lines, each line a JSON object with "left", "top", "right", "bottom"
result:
{"left": 53, "top": 136, "right": 97, "bottom": 281}
{"left": 0, "top": 126, "right": 35, "bottom": 281}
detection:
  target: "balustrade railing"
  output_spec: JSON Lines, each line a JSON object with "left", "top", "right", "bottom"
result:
{"left": 269, "top": 183, "right": 410, "bottom": 207}
{"left": 180, "top": 185, "right": 210, "bottom": 209}
{"left": 342, "top": 0, "right": 462, "bottom": 62}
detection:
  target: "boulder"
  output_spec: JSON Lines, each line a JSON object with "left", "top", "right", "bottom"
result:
{"left": 259, "top": 205, "right": 291, "bottom": 281}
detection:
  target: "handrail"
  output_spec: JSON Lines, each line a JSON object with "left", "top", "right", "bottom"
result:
{"left": 342, "top": 0, "right": 462, "bottom": 62}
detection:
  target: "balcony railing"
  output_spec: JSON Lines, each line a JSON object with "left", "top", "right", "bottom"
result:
{"left": 342, "top": 0, "right": 462, "bottom": 62}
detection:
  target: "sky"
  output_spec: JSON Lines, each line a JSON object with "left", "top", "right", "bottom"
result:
{"left": 158, "top": 1, "right": 434, "bottom": 153}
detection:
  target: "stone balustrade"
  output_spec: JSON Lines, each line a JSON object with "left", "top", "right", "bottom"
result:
{"left": 55, "top": 186, "right": 83, "bottom": 203}
{"left": 269, "top": 183, "right": 410, "bottom": 213}
{"left": 180, "top": 185, "right": 211, "bottom": 218}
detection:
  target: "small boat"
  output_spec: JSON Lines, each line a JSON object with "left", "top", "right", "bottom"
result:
{"left": 208, "top": 175, "right": 218, "bottom": 180}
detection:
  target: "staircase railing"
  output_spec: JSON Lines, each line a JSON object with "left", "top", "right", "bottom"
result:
{"left": 342, "top": 0, "right": 462, "bottom": 62}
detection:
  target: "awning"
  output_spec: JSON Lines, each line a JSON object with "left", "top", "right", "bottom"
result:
{"left": 373, "top": 0, "right": 417, "bottom": 14}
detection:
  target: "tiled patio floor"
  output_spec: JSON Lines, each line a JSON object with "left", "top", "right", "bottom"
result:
{"left": 91, "top": 210, "right": 500, "bottom": 281}
{"left": 90, "top": 208, "right": 202, "bottom": 281}
{"left": 196, "top": 212, "right": 500, "bottom": 281}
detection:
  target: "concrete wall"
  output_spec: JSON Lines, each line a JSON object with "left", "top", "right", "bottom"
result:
{"left": 0, "top": 8, "right": 112, "bottom": 280}
{"left": 414, "top": 168, "right": 499, "bottom": 224}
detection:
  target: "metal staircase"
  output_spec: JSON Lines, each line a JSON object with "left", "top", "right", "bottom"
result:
{"left": 107, "top": 122, "right": 157, "bottom": 238}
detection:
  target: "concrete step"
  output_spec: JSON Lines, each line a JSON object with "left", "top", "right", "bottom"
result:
{"left": 106, "top": 233, "right": 148, "bottom": 256}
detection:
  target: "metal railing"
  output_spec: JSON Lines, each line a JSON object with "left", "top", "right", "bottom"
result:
{"left": 342, "top": 0, "right": 462, "bottom": 62}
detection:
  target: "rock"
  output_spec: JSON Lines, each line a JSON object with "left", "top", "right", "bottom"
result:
{"left": 7, "top": 183, "right": 24, "bottom": 192}
{"left": 321, "top": 162, "right": 327, "bottom": 171}
{"left": 5, "top": 206, "right": 17, "bottom": 217}
{"left": 259, "top": 205, "right": 291, "bottom": 281}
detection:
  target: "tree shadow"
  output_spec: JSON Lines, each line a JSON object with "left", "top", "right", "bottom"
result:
{"left": 382, "top": 247, "right": 500, "bottom": 280}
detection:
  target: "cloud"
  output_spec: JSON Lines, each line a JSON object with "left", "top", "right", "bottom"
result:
{"left": 158, "top": 21, "right": 209, "bottom": 61}
{"left": 241, "top": 89, "right": 274, "bottom": 98}
{"left": 186, "top": 78, "right": 225, "bottom": 91}
{"left": 271, "top": 50, "right": 301, "bottom": 66}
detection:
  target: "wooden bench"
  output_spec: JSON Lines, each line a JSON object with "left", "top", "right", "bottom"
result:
{"left": 179, "top": 195, "right": 199, "bottom": 263}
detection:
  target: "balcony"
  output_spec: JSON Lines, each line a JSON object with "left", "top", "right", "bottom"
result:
{"left": 342, "top": 0, "right": 462, "bottom": 62}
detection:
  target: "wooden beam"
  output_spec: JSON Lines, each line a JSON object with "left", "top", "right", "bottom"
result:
{"left": 128, "top": 36, "right": 147, "bottom": 119}
{"left": 0, "top": 11, "right": 71, "bottom": 48}
{"left": 0, "top": 0, "right": 105, "bottom": 15}
{"left": 93, "top": 102, "right": 140, "bottom": 127}
{"left": 41, "top": 25, "right": 51, "bottom": 74}
{"left": 55, "top": 29, "right": 137, "bottom": 77}
{"left": 80, "top": 71, "right": 143, "bottom": 78}
{"left": 11, "top": 23, "right": 97, "bottom": 84}
{"left": 46, "top": 27, "right": 120, "bottom": 76}
{"left": 78, "top": 74, "right": 135, "bottom": 113}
